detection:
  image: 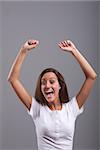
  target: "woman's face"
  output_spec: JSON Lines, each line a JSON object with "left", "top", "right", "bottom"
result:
{"left": 41, "top": 72, "right": 61, "bottom": 103}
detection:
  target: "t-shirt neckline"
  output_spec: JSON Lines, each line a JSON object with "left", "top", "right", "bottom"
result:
{"left": 45, "top": 104, "right": 65, "bottom": 113}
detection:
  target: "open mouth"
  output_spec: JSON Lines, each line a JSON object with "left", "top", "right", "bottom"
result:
{"left": 45, "top": 91, "right": 54, "bottom": 95}
{"left": 44, "top": 90, "right": 54, "bottom": 98}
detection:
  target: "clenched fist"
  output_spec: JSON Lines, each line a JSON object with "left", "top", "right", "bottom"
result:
{"left": 21, "top": 39, "right": 39, "bottom": 52}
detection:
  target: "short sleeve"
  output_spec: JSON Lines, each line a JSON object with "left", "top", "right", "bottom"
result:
{"left": 67, "top": 96, "right": 84, "bottom": 118}
{"left": 27, "top": 97, "right": 40, "bottom": 120}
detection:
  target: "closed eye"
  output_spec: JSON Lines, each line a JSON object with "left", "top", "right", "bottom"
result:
{"left": 41, "top": 80, "right": 46, "bottom": 85}
{"left": 50, "top": 80, "right": 55, "bottom": 84}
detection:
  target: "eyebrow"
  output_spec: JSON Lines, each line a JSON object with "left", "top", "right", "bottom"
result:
{"left": 41, "top": 77, "right": 57, "bottom": 81}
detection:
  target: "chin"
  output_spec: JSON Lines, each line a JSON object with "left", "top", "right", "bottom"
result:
{"left": 46, "top": 98, "right": 55, "bottom": 103}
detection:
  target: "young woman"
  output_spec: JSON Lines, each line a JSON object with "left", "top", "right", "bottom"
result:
{"left": 7, "top": 39, "right": 97, "bottom": 150}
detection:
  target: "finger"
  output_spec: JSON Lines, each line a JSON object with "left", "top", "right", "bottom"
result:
{"left": 61, "top": 42, "right": 66, "bottom": 47}
{"left": 59, "top": 42, "right": 64, "bottom": 47}
{"left": 63, "top": 41, "right": 69, "bottom": 47}
{"left": 64, "top": 41, "right": 69, "bottom": 47}
{"left": 28, "top": 41, "right": 33, "bottom": 45}
{"left": 28, "top": 40, "right": 39, "bottom": 45}
{"left": 33, "top": 40, "right": 39, "bottom": 44}
{"left": 58, "top": 43, "right": 62, "bottom": 48}
{"left": 60, "top": 41, "right": 66, "bottom": 47}
{"left": 28, "top": 40, "right": 34, "bottom": 45}
{"left": 67, "top": 40, "right": 74, "bottom": 46}
{"left": 58, "top": 43, "right": 65, "bottom": 49}
{"left": 36, "top": 40, "right": 39, "bottom": 45}
{"left": 28, "top": 40, "right": 35, "bottom": 45}
{"left": 67, "top": 40, "right": 72, "bottom": 46}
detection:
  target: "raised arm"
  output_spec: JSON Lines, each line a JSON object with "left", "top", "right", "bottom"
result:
{"left": 58, "top": 40, "right": 97, "bottom": 108}
{"left": 7, "top": 39, "right": 39, "bottom": 110}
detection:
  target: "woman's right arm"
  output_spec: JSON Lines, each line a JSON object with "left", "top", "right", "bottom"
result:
{"left": 7, "top": 39, "right": 39, "bottom": 110}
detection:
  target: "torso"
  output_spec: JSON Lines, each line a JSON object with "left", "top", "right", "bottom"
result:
{"left": 34, "top": 103, "right": 76, "bottom": 150}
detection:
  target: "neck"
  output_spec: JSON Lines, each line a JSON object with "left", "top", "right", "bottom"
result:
{"left": 48, "top": 99, "right": 62, "bottom": 110}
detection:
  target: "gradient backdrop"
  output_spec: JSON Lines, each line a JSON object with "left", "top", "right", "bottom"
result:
{"left": 0, "top": 1, "right": 99, "bottom": 150}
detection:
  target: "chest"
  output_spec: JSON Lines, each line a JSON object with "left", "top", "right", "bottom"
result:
{"left": 35, "top": 106, "right": 76, "bottom": 140}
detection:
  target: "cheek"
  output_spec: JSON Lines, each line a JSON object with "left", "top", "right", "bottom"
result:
{"left": 54, "top": 85, "right": 60, "bottom": 93}
{"left": 41, "top": 85, "right": 44, "bottom": 94}
{"left": 41, "top": 85, "right": 44, "bottom": 89}
{"left": 55, "top": 88, "right": 60, "bottom": 94}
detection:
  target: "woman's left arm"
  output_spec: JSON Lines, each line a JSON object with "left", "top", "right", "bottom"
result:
{"left": 58, "top": 40, "right": 97, "bottom": 108}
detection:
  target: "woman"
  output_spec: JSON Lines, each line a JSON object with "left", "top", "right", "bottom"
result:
{"left": 7, "top": 39, "right": 97, "bottom": 150}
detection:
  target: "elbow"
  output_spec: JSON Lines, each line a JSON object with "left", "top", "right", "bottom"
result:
{"left": 7, "top": 76, "right": 13, "bottom": 83}
{"left": 86, "top": 72, "right": 97, "bottom": 80}
{"left": 7, "top": 75, "right": 16, "bottom": 83}
{"left": 88, "top": 73, "right": 97, "bottom": 80}
{"left": 7, "top": 73, "right": 12, "bottom": 82}
{"left": 7, "top": 74, "right": 11, "bottom": 82}
{"left": 92, "top": 72, "right": 97, "bottom": 80}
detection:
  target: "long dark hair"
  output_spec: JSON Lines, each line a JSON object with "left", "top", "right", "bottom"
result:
{"left": 35, "top": 68, "right": 69, "bottom": 105}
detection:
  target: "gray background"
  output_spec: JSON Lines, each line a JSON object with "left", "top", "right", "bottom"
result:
{"left": 0, "top": 1, "right": 99, "bottom": 150}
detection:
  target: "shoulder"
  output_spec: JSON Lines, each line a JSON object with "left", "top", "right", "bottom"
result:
{"left": 27, "top": 97, "right": 41, "bottom": 119}
{"left": 65, "top": 96, "right": 84, "bottom": 118}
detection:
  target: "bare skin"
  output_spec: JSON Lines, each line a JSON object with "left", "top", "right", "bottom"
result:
{"left": 7, "top": 39, "right": 97, "bottom": 111}
{"left": 7, "top": 39, "right": 39, "bottom": 110}
{"left": 58, "top": 40, "right": 97, "bottom": 108}
{"left": 41, "top": 72, "right": 61, "bottom": 110}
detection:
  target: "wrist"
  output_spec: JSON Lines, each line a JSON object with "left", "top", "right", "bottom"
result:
{"left": 71, "top": 48, "right": 79, "bottom": 56}
{"left": 20, "top": 46, "right": 28, "bottom": 54}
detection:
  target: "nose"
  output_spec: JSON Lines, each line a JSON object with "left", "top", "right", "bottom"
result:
{"left": 45, "top": 81, "right": 51, "bottom": 88}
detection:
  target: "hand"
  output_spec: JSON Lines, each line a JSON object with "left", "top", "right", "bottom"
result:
{"left": 58, "top": 40, "right": 77, "bottom": 52}
{"left": 21, "top": 39, "right": 39, "bottom": 52}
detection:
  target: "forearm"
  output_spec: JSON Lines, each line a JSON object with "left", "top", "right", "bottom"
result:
{"left": 71, "top": 48, "right": 97, "bottom": 79}
{"left": 7, "top": 48, "right": 28, "bottom": 81}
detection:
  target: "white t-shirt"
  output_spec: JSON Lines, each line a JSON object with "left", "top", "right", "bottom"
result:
{"left": 27, "top": 97, "right": 84, "bottom": 150}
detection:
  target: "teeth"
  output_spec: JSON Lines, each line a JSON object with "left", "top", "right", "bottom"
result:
{"left": 45, "top": 91, "right": 54, "bottom": 95}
